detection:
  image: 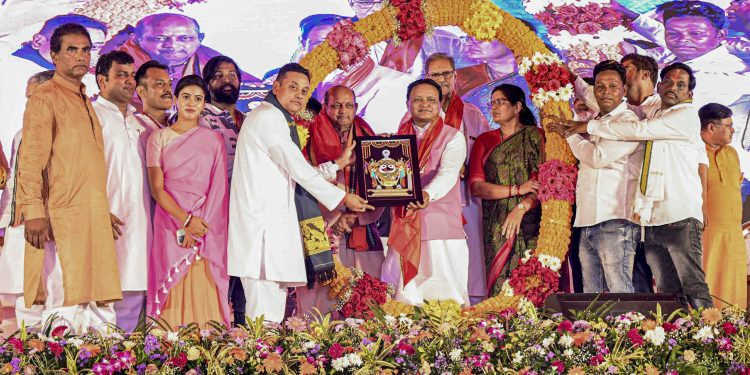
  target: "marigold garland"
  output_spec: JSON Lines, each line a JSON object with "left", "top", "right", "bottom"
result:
{"left": 462, "top": 0, "right": 504, "bottom": 41}
{"left": 300, "top": 0, "right": 576, "bottom": 313}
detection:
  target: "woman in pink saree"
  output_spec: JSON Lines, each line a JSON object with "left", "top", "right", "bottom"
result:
{"left": 146, "top": 75, "right": 230, "bottom": 327}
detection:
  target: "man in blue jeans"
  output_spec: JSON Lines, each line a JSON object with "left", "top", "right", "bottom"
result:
{"left": 564, "top": 60, "right": 644, "bottom": 293}
{"left": 554, "top": 63, "right": 713, "bottom": 308}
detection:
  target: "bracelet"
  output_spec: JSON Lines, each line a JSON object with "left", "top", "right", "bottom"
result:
{"left": 182, "top": 213, "right": 193, "bottom": 228}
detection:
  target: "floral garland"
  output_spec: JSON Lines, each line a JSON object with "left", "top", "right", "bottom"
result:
{"left": 300, "top": 0, "right": 577, "bottom": 315}
{"left": 536, "top": 160, "right": 577, "bottom": 204}
{"left": 325, "top": 19, "right": 369, "bottom": 70}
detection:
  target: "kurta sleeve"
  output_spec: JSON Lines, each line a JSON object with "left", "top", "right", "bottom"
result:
{"left": 567, "top": 134, "right": 641, "bottom": 169}
{"left": 258, "top": 112, "right": 345, "bottom": 211}
{"left": 587, "top": 107, "right": 695, "bottom": 141}
{"left": 424, "top": 131, "right": 467, "bottom": 202}
{"left": 316, "top": 161, "right": 339, "bottom": 183}
{"left": 146, "top": 130, "right": 164, "bottom": 168}
{"left": 16, "top": 94, "right": 54, "bottom": 221}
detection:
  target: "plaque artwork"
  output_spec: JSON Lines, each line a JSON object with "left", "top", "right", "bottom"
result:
{"left": 354, "top": 135, "right": 422, "bottom": 207}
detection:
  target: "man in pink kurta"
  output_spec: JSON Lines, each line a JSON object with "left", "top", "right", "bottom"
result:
{"left": 400, "top": 54, "right": 491, "bottom": 304}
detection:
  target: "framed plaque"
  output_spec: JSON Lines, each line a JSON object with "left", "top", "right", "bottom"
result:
{"left": 354, "top": 135, "right": 423, "bottom": 207}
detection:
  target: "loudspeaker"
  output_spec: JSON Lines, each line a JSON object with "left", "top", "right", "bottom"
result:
{"left": 544, "top": 293, "right": 682, "bottom": 319}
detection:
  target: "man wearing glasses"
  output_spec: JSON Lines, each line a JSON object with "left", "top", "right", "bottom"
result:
{"left": 400, "top": 53, "right": 491, "bottom": 305}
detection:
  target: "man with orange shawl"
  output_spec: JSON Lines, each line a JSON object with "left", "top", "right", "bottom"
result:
{"left": 381, "top": 79, "right": 469, "bottom": 306}
{"left": 296, "top": 85, "right": 385, "bottom": 315}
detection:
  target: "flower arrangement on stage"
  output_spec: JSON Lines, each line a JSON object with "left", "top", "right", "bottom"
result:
{"left": 3, "top": 305, "right": 750, "bottom": 374}
{"left": 299, "top": 0, "right": 577, "bottom": 315}
{"left": 325, "top": 262, "right": 395, "bottom": 319}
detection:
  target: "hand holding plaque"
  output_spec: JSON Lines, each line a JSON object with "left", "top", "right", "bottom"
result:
{"left": 353, "top": 135, "right": 423, "bottom": 207}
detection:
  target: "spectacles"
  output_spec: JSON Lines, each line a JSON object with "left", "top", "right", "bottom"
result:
{"left": 427, "top": 70, "right": 455, "bottom": 80}
{"left": 329, "top": 103, "right": 356, "bottom": 110}
{"left": 487, "top": 98, "right": 510, "bottom": 108}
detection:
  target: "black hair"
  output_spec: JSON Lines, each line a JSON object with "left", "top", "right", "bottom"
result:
{"left": 39, "top": 14, "right": 107, "bottom": 36}
{"left": 50, "top": 23, "right": 91, "bottom": 54}
{"left": 593, "top": 60, "right": 627, "bottom": 85}
{"left": 491, "top": 84, "right": 537, "bottom": 126}
{"left": 660, "top": 1, "right": 725, "bottom": 30}
{"left": 277, "top": 63, "right": 311, "bottom": 82}
{"left": 135, "top": 60, "right": 168, "bottom": 87}
{"left": 660, "top": 62, "right": 696, "bottom": 91}
{"left": 306, "top": 97, "right": 323, "bottom": 116}
{"left": 29, "top": 70, "right": 55, "bottom": 84}
{"left": 582, "top": 77, "right": 595, "bottom": 86}
{"left": 95, "top": 51, "right": 134, "bottom": 88}
{"left": 699, "top": 103, "right": 733, "bottom": 130}
{"left": 202, "top": 55, "right": 241, "bottom": 85}
{"left": 175, "top": 74, "right": 210, "bottom": 102}
{"left": 620, "top": 53, "right": 659, "bottom": 86}
{"left": 406, "top": 78, "right": 443, "bottom": 102}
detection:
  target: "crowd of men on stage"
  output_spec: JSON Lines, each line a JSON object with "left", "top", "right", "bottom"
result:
{"left": 0, "top": 12, "right": 745, "bottom": 333}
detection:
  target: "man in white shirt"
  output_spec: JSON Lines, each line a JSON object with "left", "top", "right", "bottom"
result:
{"left": 572, "top": 53, "right": 661, "bottom": 293}
{"left": 92, "top": 51, "right": 150, "bottom": 331}
{"left": 381, "top": 79, "right": 470, "bottom": 306}
{"left": 227, "top": 63, "right": 373, "bottom": 323}
{"left": 566, "top": 61, "right": 643, "bottom": 293}
{"left": 554, "top": 62, "right": 713, "bottom": 308}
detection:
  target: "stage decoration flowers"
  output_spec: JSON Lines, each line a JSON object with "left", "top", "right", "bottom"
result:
{"left": 297, "top": 0, "right": 578, "bottom": 315}
{"left": 4, "top": 306, "right": 750, "bottom": 373}
{"left": 536, "top": 160, "right": 577, "bottom": 204}
{"left": 326, "top": 19, "right": 369, "bottom": 71}
{"left": 521, "top": 0, "right": 609, "bottom": 15}
{"left": 462, "top": 0, "right": 504, "bottom": 41}
{"left": 518, "top": 52, "right": 575, "bottom": 108}
{"left": 327, "top": 265, "right": 395, "bottom": 319}
{"left": 390, "top": 0, "right": 428, "bottom": 45}
{"left": 507, "top": 256, "right": 560, "bottom": 306}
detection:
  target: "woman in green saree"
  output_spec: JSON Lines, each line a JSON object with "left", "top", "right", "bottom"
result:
{"left": 468, "top": 84, "right": 543, "bottom": 296}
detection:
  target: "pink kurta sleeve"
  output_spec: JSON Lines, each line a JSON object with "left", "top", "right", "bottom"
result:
{"left": 146, "top": 129, "right": 164, "bottom": 168}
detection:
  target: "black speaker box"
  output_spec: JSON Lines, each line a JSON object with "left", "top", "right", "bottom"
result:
{"left": 544, "top": 293, "right": 682, "bottom": 319}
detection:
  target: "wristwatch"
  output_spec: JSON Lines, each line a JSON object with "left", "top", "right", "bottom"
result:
{"left": 516, "top": 203, "right": 527, "bottom": 211}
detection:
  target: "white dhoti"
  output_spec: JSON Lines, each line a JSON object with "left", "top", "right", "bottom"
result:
{"left": 240, "top": 277, "right": 289, "bottom": 323}
{"left": 0, "top": 226, "right": 44, "bottom": 329}
{"left": 381, "top": 239, "right": 470, "bottom": 306}
{"left": 296, "top": 237, "right": 386, "bottom": 317}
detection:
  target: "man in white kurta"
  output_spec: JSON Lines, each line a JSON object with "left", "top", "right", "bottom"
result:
{"left": 92, "top": 51, "right": 149, "bottom": 332}
{"left": 382, "top": 79, "right": 470, "bottom": 306}
{"left": 227, "top": 63, "right": 373, "bottom": 323}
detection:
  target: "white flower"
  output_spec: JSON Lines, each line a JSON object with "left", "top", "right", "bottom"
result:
{"left": 512, "top": 351, "right": 524, "bottom": 364}
{"left": 303, "top": 341, "right": 317, "bottom": 350}
{"left": 518, "top": 58, "right": 533, "bottom": 75}
{"left": 558, "top": 334, "right": 574, "bottom": 348}
{"left": 501, "top": 281, "right": 515, "bottom": 297}
{"left": 166, "top": 331, "right": 180, "bottom": 342}
{"left": 542, "top": 336, "right": 555, "bottom": 348}
{"left": 332, "top": 357, "right": 348, "bottom": 372}
{"left": 538, "top": 254, "right": 562, "bottom": 272}
{"left": 557, "top": 84, "right": 574, "bottom": 101}
{"left": 347, "top": 353, "right": 363, "bottom": 367}
{"left": 68, "top": 338, "right": 84, "bottom": 348}
{"left": 384, "top": 315, "right": 397, "bottom": 325}
{"left": 531, "top": 52, "right": 546, "bottom": 65}
{"left": 644, "top": 327, "right": 666, "bottom": 346}
{"left": 563, "top": 349, "right": 574, "bottom": 357}
{"left": 449, "top": 348, "right": 463, "bottom": 362}
{"left": 532, "top": 93, "right": 548, "bottom": 109}
{"left": 398, "top": 315, "right": 413, "bottom": 327}
{"left": 693, "top": 326, "right": 714, "bottom": 341}
{"left": 522, "top": 249, "right": 534, "bottom": 261}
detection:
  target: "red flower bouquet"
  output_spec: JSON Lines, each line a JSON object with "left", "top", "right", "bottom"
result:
{"left": 508, "top": 256, "right": 560, "bottom": 306}
{"left": 391, "top": 0, "right": 427, "bottom": 42}
{"left": 326, "top": 19, "right": 369, "bottom": 70}
{"left": 536, "top": 3, "right": 631, "bottom": 36}
{"left": 523, "top": 62, "right": 572, "bottom": 96}
{"left": 334, "top": 268, "right": 394, "bottom": 319}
